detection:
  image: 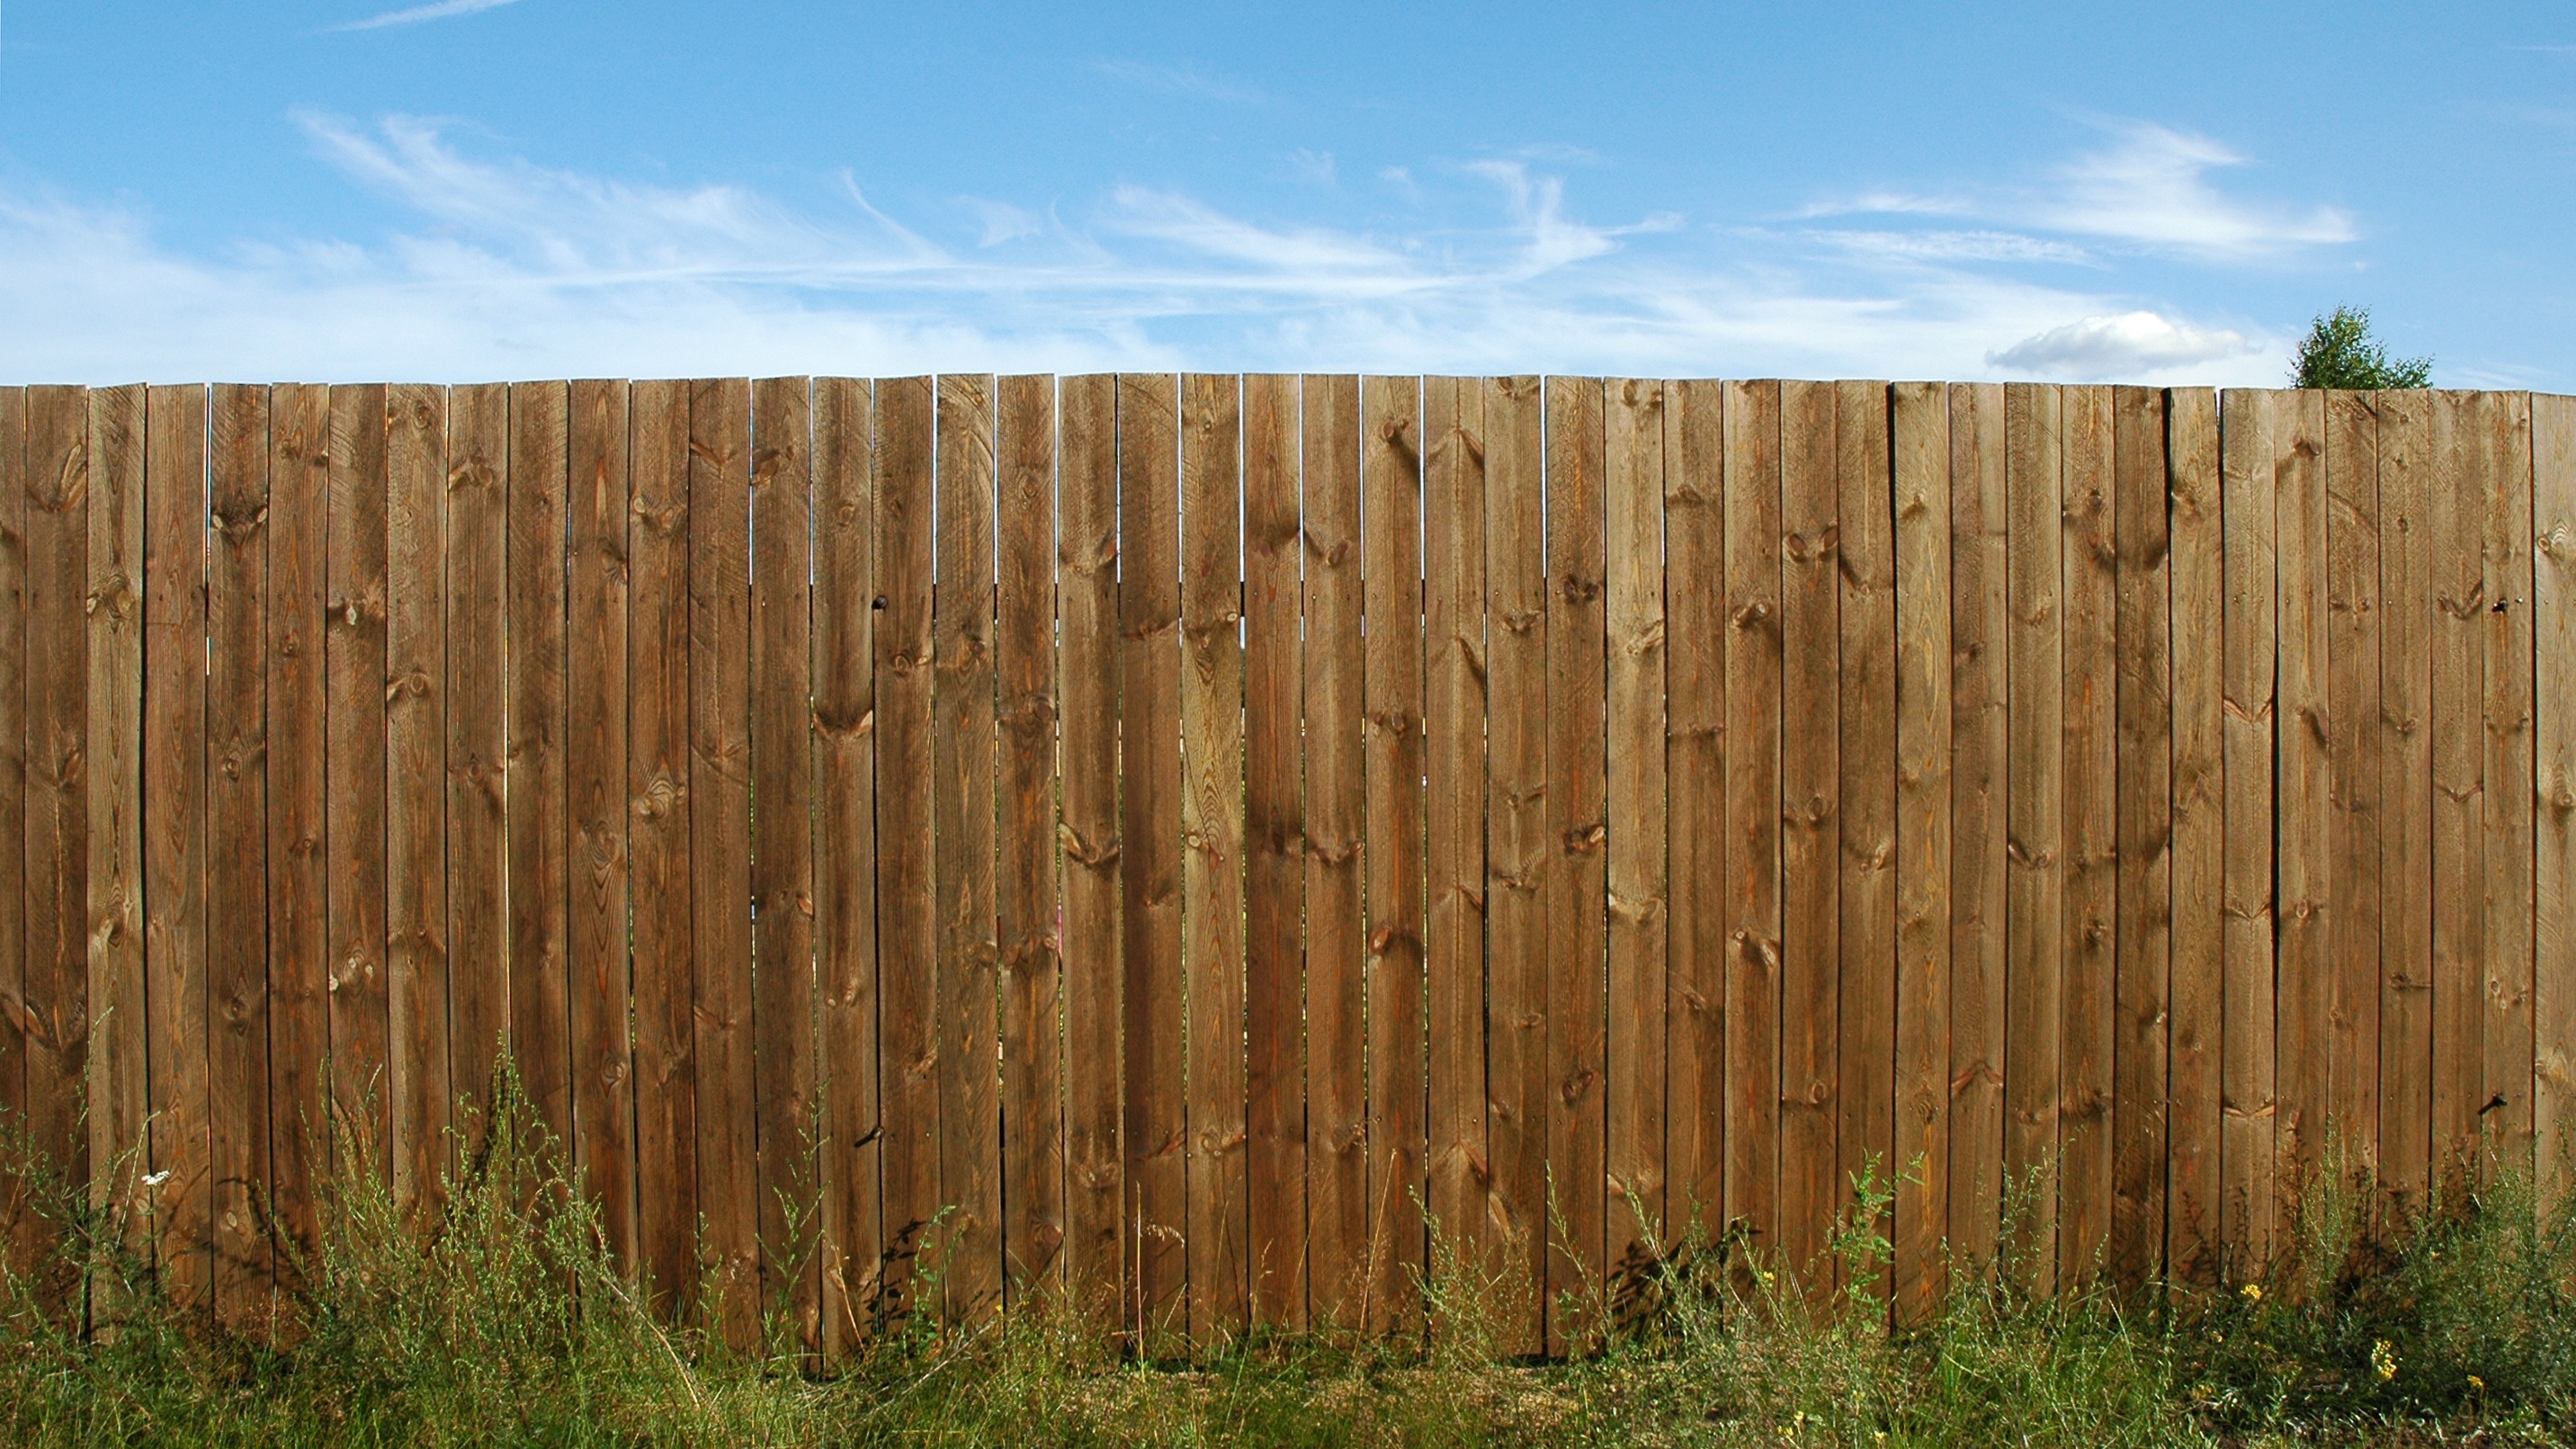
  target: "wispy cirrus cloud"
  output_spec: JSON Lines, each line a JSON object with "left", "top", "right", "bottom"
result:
{"left": 331, "top": 0, "right": 521, "bottom": 32}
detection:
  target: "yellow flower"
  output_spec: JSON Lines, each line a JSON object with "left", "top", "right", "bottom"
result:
{"left": 2469, "top": 1374, "right": 2485, "bottom": 1392}
{"left": 2240, "top": 1283, "right": 2264, "bottom": 1303}
{"left": 2371, "top": 1340, "right": 2397, "bottom": 1382}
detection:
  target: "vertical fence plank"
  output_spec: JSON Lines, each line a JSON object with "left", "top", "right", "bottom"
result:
{"left": 752, "top": 375, "right": 818, "bottom": 1346}
{"left": 1363, "top": 375, "right": 1426, "bottom": 1334}
{"left": 1722, "top": 379, "right": 1784, "bottom": 1273}
{"left": 1483, "top": 375, "right": 1548, "bottom": 1352}
{"left": 1058, "top": 375, "right": 1123, "bottom": 1322}
{"left": 1665, "top": 379, "right": 1726, "bottom": 1252}
{"left": 2483, "top": 393, "right": 2536, "bottom": 1177}
{"left": 207, "top": 384, "right": 271, "bottom": 1328}
{"left": 143, "top": 384, "right": 208, "bottom": 1311}
{"left": 1118, "top": 372, "right": 1185, "bottom": 1341}
{"left": 386, "top": 385, "right": 450, "bottom": 1216}
{"left": 1244, "top": 374, "right": 1307, "bottom": 1331}
{"left": 2111, "top": 386, "right": 2173, "bottom": 1287}
{"left": 2277, "top": 389, "right": 2332, "bottom": 1185}
{"left": 2003, "top": 382, "right": 2063, "bottom": 1292}
{"left": 566, "top": 379, "right": 633, "bottom": 1268}
{"left": 446, "top": 384, "right": 507, "bottom": 1134}
{"left": 2167, "top": 388, "right": 2224, "bottom": 1279}
{"left": 813, "top": 376, "right": 880, "bottom": 1349}
{"left": 1946, "top": 384, "right": 2008, "bottom": 1276}
{"left": 1543, "top": 376, "right": 1607, "bottom": 1344}
{"left": 2378, "top": 389, "right": 2436, "bottom": 1212}
{"left": 1891, "top": 380, "right": 1951, "bottom": 1320}
{"left": 627, "top": 380, "right": 696, "bottom": 1317}
{"left": 0, "top": 387, "right": 21, "bottom": 1275}
{"left": 1181, "top": 373, "right": 1248, "bottom": 1337}
{"left": 1303, "top": 374, "right": 1366, "bottom": 1328}
{"left": 2059, "top": 384, "right": 2115, "bottom": 1286}
{"left": 1606, "top": 378, "right": 1668, "bottom": 1281}
{"left": 86, "top": 384, "right": 148, "bottom": 1304}
{"left": 326, "top": 385, "right": 390, "bottom": 1181}
{"left": 23, "top": 385, "right": 87, "bottom": 1304}
{"left": 2535, "top": 392, "right": 2576, "bottom": 1206}
{"left": 1838, "top": 379, "right": 1897, "bottom": 1287}
{"left": 506, "top": 381, "right": 572, "bottom": 1164}
{"left": 2221, "top": 388, "right": 2280, "bottom": 1274}
{"left": 2429, "top": 391, "right": 2486, "bottom": 1179}
{"left": 1425, "top": 377, "right": 1489, "bottom": 1284}
{"left": 2325, "top": 390, "right": 2384, "bottom": 1167}
{"left": 998, "top": 375, "right": 1063, "bottom": 1301}
{"left": 1777, "top": 379, "right": 1840, "bottom": 1292}
{"left": 267, "top": 383, "right": 329, "bottom": 1292}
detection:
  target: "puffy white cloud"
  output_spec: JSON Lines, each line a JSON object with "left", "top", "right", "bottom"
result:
{"left": 1990, "top": 310, "right": 2261, "bottom": 380}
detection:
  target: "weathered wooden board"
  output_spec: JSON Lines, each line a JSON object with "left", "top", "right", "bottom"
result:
{"left": 2111, "top": 385, "right": 2173, "bottom": 1288}
{"left": 2003, "top": 382, "right": 2063, "bottom": 1294}
{"left": 505, "top": 381, "right": 572, "bottom": 1167}
{"left": 1664, "top": 379, "right": 1726, "bottom": 1256}
{"left": 1722, "top": 379, "right": 1784, "bottom": 1271}
{"left": 207, "top": 384, "right": 271, "bottom": 1328}
{"left": 1891, "top": 380, "right": 1950, "bottom": 1321}
{"left": 1363, "top": 375, "right": 1425, "bottom": 1335}
{"left": 1424, "top": 376, "right": 1489, "bottom": 1284}
{"left": 2535, "top": 392, "right": 2576, "bottom": 1207}
{"left": 23, "top": 385, "right": 88, "bottom": 1306}
{"left": 2059, "top": 384, "right": 2115, "bottom": 1286}
{"left": 1304, "top": 375, "right": 1367, "bottom": 1328}
{"left": 2276, "top": 389, "right": 2333, "bottom": 1185}
{"left": 2324, "top": 389, "right": 2384, "bottom": 1168}
{"left": 1605, "top": 378, "right": 1668, "bottom": 1283}
{"left": 1778, "top": 379, "right": 1840, "bottom": 1293}
{"left": 565, "top": 379, "right": 632, "bottom": 1268}
{"left": 2482, "top": 394, "right": 2536, "bottom": 1178}
{"left": 2222, "top": 389, "right": 2280, "bottom": 1274}
{"left": 1837, "top": 378, "right": 1897, "bottom": 1289}
{"left": 446, "top": 384, "right": 508, "bottom": 1139}
{"left": 325, "top": 384, "right": 390, "bottom": 1185}
{"left": 1947, "top": 383, "right": 2008, "bottom": 1275}
{"left": 2428, "top": 390, "right": 2484, "bottom": 1182}
{"left": 873, "top": 376, "right": 937, "bottom": 1324}
{"left": 267, "top": 382, "right": 329, "bottom": 1290}
{"left": 85, "top": 384, "right": 148, "bottom": 1305}
{"left": 997, "top": 374, "right": 1062, "bottom": 1301}
{"left": 2167, "top": 388, "right": 2224, "bottom": 1280}
{"left": 2376, "top": 389, "right": 2435, "bottom": 1212}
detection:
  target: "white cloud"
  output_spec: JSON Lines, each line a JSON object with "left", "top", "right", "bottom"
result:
{"left": 1288, "top": 149, "right": 1337, "bottom": 186}
{"left": 332, "top": 0, "right": 520, "bottom": 32}
{"left": 1094, "top": 59, "right": 1263, "bottom": 103}
{"left": 1989, "top": 310, "right": 2259, "bottom": 380}
{"left": 1816, "top": 229, "right": 2092, "bottom": 264}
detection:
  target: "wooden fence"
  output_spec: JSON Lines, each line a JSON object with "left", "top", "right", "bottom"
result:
{"left": 2, "top": 378, "right": 2572, "bottom": 1354}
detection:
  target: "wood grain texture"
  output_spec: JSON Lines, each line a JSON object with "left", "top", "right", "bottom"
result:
{"left": 2482, "top": 393, "right": 2536, "bottom": 1178}
{"left": 1605, "top": 378, "right": 1668, "bottom": 1281}
{"left": 1180, "top": 374, "right": 1248, "bottom": 1337}
{"left": 2376, "top": 389, "right": 2435, "bottom": 1212}
{"left": 872, "top": 376, "right": 936, "bottom": 1323}
{"left": 566, "top": 379, "right": 633, "bottom": 1269}
{"left": 1244, "top": 374, "right": 1306, "bottom": 1331}
{"left": 2535, "top": 392, "right": 2576, "bottom": 1206}
{"left": 1057, "top": 375, "right": 1123, "bottom": 1322}
{"left": 85, "top": 384, "right": 148, "bottom": 1302}
{"left": 267, "top": 382, "right": 329, "bottom": 1292}
{"left": 445, "top": 384, "right": 507, "bottom": 1138}
{"left": 812, "top": 376, "right": 880, "bottom": 1350}
{"left": 386, "top": 385, "right": 450, "bottom": 1218}
{"left": 2324, "top": 390, "right": 2384, "bottom": 1168}
{"left": 325, "top": 384, "right": 389, "bottom": 1184}
{"left": 1424, "top": 376, "right": 1489, "bottom": 1281}
{"left": 1664, "top": 379, "right": 1725, "bottom": 1253}
{"left": 22, "top": 385, "right": 87, "bottom": 1307}
{"left": 1891, "top": 380, "right": 1951, "bottom": 1322}
{"left": 1118, "top": 372, "right": 1185, "bottom": 1343}
{"left": 2058, "top": 384, "right": 2115, "bottom": 1287}
{"left": 207, "top": 383, "right": 271, "bottom": 1329}
{"left": 1363, "top": 374, "right": 1426, "bottom": 1334}
{"left": 2002, "top": 382, "right": 2063, "bottom": 1294}
{"left": 626, "top": 379, "right": 697, "bottom": 1317}
{"left": 1722, "top": 380, "right": 1784, "bottom": 1270}
{"left": 1543, "top": 376, "right": 1607, "bottom": 1346}
{"left": 1482, "top": 375, "right": 1547, "bottom": 1353}
{"left": 2276, "top": 389, "right": 2332, "bottom": 1185}
{"left": 1837, "top": 378, "right": 1896, "bottom": 1290}
{"left": 1946, "top": 383, "right": 2008, "bottom": 1276}
{"left": 2221, "top": 389, "right": 2279, "bottom": 1275}
{"left": 0, "top": 388, "right": 22, "bottom": 1276}
{"left": 1303, "top": 374, "right": 1366, "bottom": 1328}
{"left": 2111, "top": 385, "right": 2173, "bottom": 1288}
{"left": 997, "top": 375, "right": 1063, "bottom": 1301}
{"left": 751, "top": 375, "right": 818, "bottom": 1346}
{"left": 143, "top": 384, "right": 209, "bottom": 1312}
{"left": 1777, "top": 379, "right": 1840, "bottom": 1293}
{"left": 2166, "top": 388, "right": 2224, "bottom": 1279}
{"left": 505, "top": 381, "right": 572, "bottom": 1167}
{"left": 2428, "top": 390, "right": 2484, "bottom": 1181}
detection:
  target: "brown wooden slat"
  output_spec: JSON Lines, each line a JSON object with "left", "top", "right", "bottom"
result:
{"left": 326, "top": 385, "right": 389, "bottom": 1182}
{"left": 143, "top": 383, "right": 209, "bottom": 1312}
{"left": 0, "top": 386, "right": 22, "bottom": 1275}
{"left": 627, "top": 379, "right": 696, "bottom": 1317}
{"left": 2110, "top": 385, "right": 2173, "bottom": 1287}
{"left": 2003, "top": 382, "right": 2063, "bottom": 1293}
{"left": 935, "top": 374, "right": 1001, "bottom": 1324}
{"left": 812, "top": 376, "right": 880, "bottom": 1349}
{"left": 2276, "top": 390, "right": 2332, "bottom": 1185}
{"left": 1777, "top": 378, "right": 1839, "bottom": 1293}
{"left": 1243, "top": 373, "right": 1306, "bottom": 1331}
{"left": 1424, "top": 377, "right": 1489, "bottom": 1275}
{"left": 1891, "top": 380, "right": 1951, "bottom": 1321}
{"left": 85, "top": 383, "right": 148, "bottom": 1307}
{"left": 505, "top": 381, "right": 572, "bottom": 1163}
{"left": 22, "top": 385, "right": 87, "bottom": 1305}
{"left": 1605, "top": 378, "right": 1667, "bottom": 1281}
{"left": 2535, "top": 392, "right": 2576, "bottom": 1207}
{"left": 2324, "top": 390, "right": 2384, "bottom": 1167}
{"left": 1057, "top": 374, "right": 1123, "bottom": 1323}
{"left": 267, "top": 382, "right": 329, "bottom": 1290}
{"left": 1838, "top": 378, "right": 1896, "bottom": 1290}
{"left": 2428, "top": 390, "right": 2483, "bottom": 1181}
{"left": 997, "top": 375, "right": 1062, "bottom": 1301}
{"left": 2483, "top": 393, "right": 2536, "bottom": 1177}
{"left": 207, "top": 383, "right": 271, "bottom": 1329}
{"left": 1303, "top": 373, "right": 1366, "bottom": 1328}
{"left": 873, "top": 376, "right": 937, "bottom": 1324}
{"left": 1118, "top": 371, "right": 1185, "bottom": 1343}
{"left": 1665, "top": 379, "right": 1725, "bottom": 1254}
{"left": 2221, "top": 388, "right": 2279, "bottom": 1275}
{"left": 1180, "top": 372, "right": 1248, "bottom": 1338}
{"left": 386, "top": 385, "right": 450, "bottom": 1216}
{"left": 2058, "top": 384, "right": 2115, "bottom": 1286}
{"left": 1722, "top": 379, "right": 1783, "bottom": 1271}
{"left": 1482, "top": 375, "right": 1547, "bottom": 1353}
{"left": 2376, "top": 389, "right": 2435, "bottom": 1213}
{"left": 751, "top": 375, "right": 818, "bottom": 1346}
{"left": 446, "top": 384, "right": 507, "bottom": 1134}
{"left": 2166, "top": 387, "right": 2223, "bottom": 1279}
{"left": 566, "top": 379, "right": 633, "bottom": 1268}
{"left": 1362, "top": 374, "right": 1425, "bottom": 1334}
{"left": 1945, "top": 384, "right": 2008, "bottom": 1275}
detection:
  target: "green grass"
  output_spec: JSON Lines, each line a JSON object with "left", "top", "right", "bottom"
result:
{"left": 6, "top": 1084, "right": 2576, "bottom": 1446}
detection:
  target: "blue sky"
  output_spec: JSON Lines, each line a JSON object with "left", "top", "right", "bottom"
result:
{"left": 0, "top": 0, "right": 2567, "bottom": 385}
